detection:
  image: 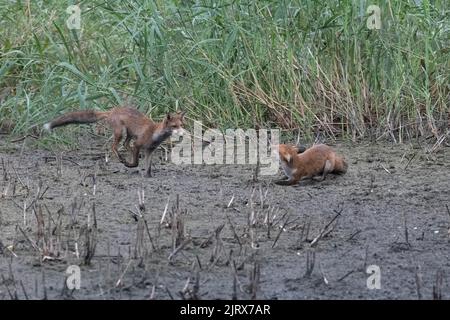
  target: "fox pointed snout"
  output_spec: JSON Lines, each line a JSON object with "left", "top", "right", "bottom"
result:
{"left": 172, "top": 128, "right": 185, "bottom": 137}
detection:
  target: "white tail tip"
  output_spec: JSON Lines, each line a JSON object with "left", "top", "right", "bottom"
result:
{"left": 43, "top": 123, "right": 52, "bottom": 131}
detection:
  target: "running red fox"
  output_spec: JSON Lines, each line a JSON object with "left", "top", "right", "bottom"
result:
{"left": 43, "top": 107, "right": 186, "bottom": 177}
{"left": 275, "top": 144, "right": 347, "bottom": 185}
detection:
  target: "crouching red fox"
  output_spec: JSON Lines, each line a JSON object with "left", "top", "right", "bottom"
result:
{"left": 275, "top": 144, "right": 348, "bottom": 185}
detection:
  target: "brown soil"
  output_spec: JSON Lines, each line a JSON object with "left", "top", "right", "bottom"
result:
{"left": 0, "top": 134, "right": 449, "bottom": 300}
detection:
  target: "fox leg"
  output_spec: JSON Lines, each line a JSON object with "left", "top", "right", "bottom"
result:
{"left": 316, "top": 160, "right": 332, "bottom": 181}
{"left": 123, "top": 144, "right": 141, "bottom": 168}
{"left": 144, "top": 149, "right": 153, "bottom": 178}
{"left": 112, "top": 129, "right": 125, "bottom": 162}
{"left": 123, "top": 134, "right": 132, "bottom": 152}
{"left": 274, "top": 178, "right": 299, "bottom": 186}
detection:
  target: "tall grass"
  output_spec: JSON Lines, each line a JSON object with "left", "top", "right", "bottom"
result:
{"left": 0, "top": 0, "right": 448, "bottom": 143}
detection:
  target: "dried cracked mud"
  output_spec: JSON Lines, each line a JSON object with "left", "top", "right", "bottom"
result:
{"left": 0, "top": 133, "right": 449, "bottom": 300}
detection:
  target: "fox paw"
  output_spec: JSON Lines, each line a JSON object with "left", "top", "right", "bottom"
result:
{"left": 123, "top": 162, "right": 138, "bottom": 168}
{"left": 274, "top": 179, "right": 296, "bottom": 186}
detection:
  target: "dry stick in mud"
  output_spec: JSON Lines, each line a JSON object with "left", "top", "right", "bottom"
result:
{"left": 319, "top": 261, "right": 330, "bottom": 285}
{"left": 252, "top": 160, "right": 260, "bottom": 182}
{"left": 163, "top": 280, "right": 175, "bottom": 300}
{"left": 259, "top": 185, "right": 269, "bottom": 209}
{"left": 161, "top": 197, "right": 171, "bottom": 223}
{"left": 232, "top": 254, "right": 261, "bottom": 298}
{"left": 232, "top": 268, "right": 238, "bottom": 300}
{"left": 42, "top": 271, "right": 47, "bottom": 300}
{"left": 227, "top": 194, "right": 235, "bottom": 208}
{"left": 69, "top": 196, "right": 84, "bottom": 227}
{"left": 20, "top": 280, "right": 29, "bottom": 300}
{"left": 142, "top": 215, "right": 156, "bottom": 252}
{"left": 415, "top": 265, "right": 423, "bottom": 300}
{"left": 134, "top": 218, "right": 145, "bottom": 259}
{"left": 1, "top": 157, "right": 7, "bottom": 181}
{"left": 56, "top": 152, "right": 62, "bottom": 180}
{"left": 403, "top": 211, "right": 411, "bottom": 247}
{"left": 149, "top": 268, "right": 161, "bottom": 300}
{"left": 310, "top": 206, "right": 343, "bottom": 247}
{"left": 157, "top": 195, "right": 171, "bottom": 245}
{"left": 154, "top": 272, "right": 176, "bottom": 300}
{"left": 83, "top": 203, "right": 98, "bottom": 265}
{"left": 200, "top": 224, "right": 225, "bottom": 248}
{"left": 249, "top": 261, "right": 260, "bottom": 300}
{"left": 133, "top": 188, "right": 156, "bottom": 252}
{"left": 11, "top": 165, "right": 28, "bottom": 192}
{"left": 44, "top": 205, "right": 54, "bottom": 256}
{"left": 337, "top": 246, "right": 369, "bottom": 283}
{"left": 247, "top": 194, "right": 259, "bottom": 249}
{"left": 265, "top": 206, "right": 279, "bottom": 240}
{"left": 300, "top": 217, "right": 312, "bottom": 243}
{"left": 10, "top": 134, "right": 39, "bottom": 143}
{"left": 115, "top": 259, "right": 133, "bottom": 288}
{"left": 180, "top": 269, "right": 201, "bottom": 300}
{"left": 196, "top": 255, "right": 203, "bottom": 270}
{"left": 433, "top": 270, "right": 444, "bottom": 300}
{"left": 235, "top": 250, "right": 254, "bottom": 272}
{"left": 44, "top": 204, "right": 64, "bottom": 255}
{"left": 337, "top": 267, "right": 359, "bottom": 283}
{"left": 226, "top": 214, "right": 242, "bottom": 250}
{"left": 224, "top": 192, "right": 243, "bottom": 252}
{"left": 304, "top": 250, "right": 316, "bottom": 278}
{"left": 403, "top": 152, "right": 417, "bottom": 171}
{"left": 207, "top": 225, "right": 226, "bottom": 270}
{"left": 347, "top": 229, "right": 362, "bottom": 242}
{"left": 43, "top": 155, "right": 82, "bottom": 167}
{"left": 429, "top": 131, "right": 448, "bottom": 153}
{"left": 271, "top": 212, "right": 290, "bottom": 248}
{"left": 231, "top": 259, "right": 246, "bottom": 297}
{"left": 17, "top": 225, "right": 42, "bottom": 255}
{"left": 264, "top": 207, "right": 272, "bottom": 238}
{"left": 1, "top": 159, "right": 11, "bottom": 198}
{"left": 33, "top": 204, "right": 45, "bottom": 253}
{"left": 171, "top": 195, "right": 185, "bottom": 249}
{"left": 1, "top": 259, "right": 18, "bottom": 299}
{"left": 1, "top": 274, "right": 17, "bottom": 300}
{"left": 168, "top": 239, "right": 191, "bottom": 262}
{"left": 67, "top": 198, "right": 86, "bottom": 260}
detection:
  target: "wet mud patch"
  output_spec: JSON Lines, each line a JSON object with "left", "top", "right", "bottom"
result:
{"left": 0, "top": 136, "right": 449, "bottom": 299}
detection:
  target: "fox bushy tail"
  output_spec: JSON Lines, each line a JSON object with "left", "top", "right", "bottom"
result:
{"left": 43, "top": 110, "right": 108, "bottom": 131}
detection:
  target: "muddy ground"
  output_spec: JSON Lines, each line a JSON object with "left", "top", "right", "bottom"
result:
{"left": 0, "top": 133, "right": 449, "bottom": 300}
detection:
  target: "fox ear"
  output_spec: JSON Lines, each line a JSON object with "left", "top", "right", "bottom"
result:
{"left": 180, "top": 110, "right": 186, "bottom": 119}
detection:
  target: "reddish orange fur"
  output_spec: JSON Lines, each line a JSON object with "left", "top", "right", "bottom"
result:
{"left": 45, "top": 107, "right": 185, "bottom": 177}
{"left": 275, "top": 144, "right": 347, "bottom": 186}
